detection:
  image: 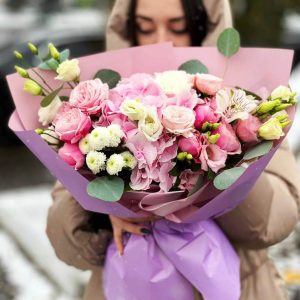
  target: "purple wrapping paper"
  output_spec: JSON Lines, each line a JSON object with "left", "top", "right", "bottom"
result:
{"left": 7, "top": 44, "right": 295, "bottom": 299}
{"left": 104, "top": 218, "right": 240, "bottom": 300}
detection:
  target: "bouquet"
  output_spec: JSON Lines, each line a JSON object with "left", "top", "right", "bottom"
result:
{"left": 7, "top": 29, "right": 297, "bottom": 300}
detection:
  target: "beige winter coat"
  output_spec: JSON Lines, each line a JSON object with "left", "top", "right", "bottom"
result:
{"left": 47, "top": 1, "right": 300, "bottom": 299}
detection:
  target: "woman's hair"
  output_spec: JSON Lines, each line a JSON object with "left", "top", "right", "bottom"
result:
{"left": 126, "top": 0, "right": 208, "bottom": 46}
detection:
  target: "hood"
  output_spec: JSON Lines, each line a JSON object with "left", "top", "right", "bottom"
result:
{"left": 106, "top": 0, "right": 233, "bottom": 50}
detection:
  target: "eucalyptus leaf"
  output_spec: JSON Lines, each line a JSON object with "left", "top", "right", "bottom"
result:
{"left": 243, "top": 141, "right": 273, "bottom": 161}
{"left": 188, "top": 174, "right": 204, "bottom": 196}
{"left": 59, "top": 49, "right": 70, "bottom": 62}
{"left": 38, "top": 62, "right": 52, "bottom": 70}
{"left": 217, "top": 28, "right": 240, "bottom": 57}
{"left": 213, "top": 167, "right": 246, "bottom": 190}
{"left": 60, "top": 96, "right": 69, "bottom": 102}
{"left": 87, "top": 176, "right": 125, "bottom": 202}
{"left": 178, "top": 59, "right": 209, "bottom": 74}
{"left": 46, "top": 58, "right": 60, "bottom": 71}
{"left": 94, "top": 69, "right": 121, "bottom": 89}
{"left": 170, "top": 165, "right": 180, "bottom": 177}
{"left": 40, "top": 85, "right": 63, "bottom": 107}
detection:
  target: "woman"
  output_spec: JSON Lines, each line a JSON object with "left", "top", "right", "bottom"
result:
{"left": 46, "top": 0, "right": 300, "bottom": 299}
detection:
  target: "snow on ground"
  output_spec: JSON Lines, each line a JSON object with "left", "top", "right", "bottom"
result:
{"left": 0, "top": 185, "right": 90, "bottom": 299}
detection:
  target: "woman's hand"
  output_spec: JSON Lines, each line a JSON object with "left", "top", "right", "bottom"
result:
{"left": 109, "top": 215, "right": 159, "bottom": 256}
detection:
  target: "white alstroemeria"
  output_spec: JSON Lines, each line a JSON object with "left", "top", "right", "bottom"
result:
{"left": 86, "top": 151, "right": 107, "bottom": 175}
{"left": 121, "top": 151, "right": 137, "bottom": 169}
{"left": 79, "top": 134, "right": 92, "bottom": 154}
{"left": 38, "top": 96, "right": 62, "bottom": 126}
{"left": 107, "top": 124, "right": 124, "bottom": 147}
{"left": 106, "top": 154, "right": 125, "bottom": 175}
{"left": 155, "top": 70, "right": 192, "bottom": 95}
{"left": 120, "top": 98, "right": 147, "bottom": 121}
{"left": 89, "top": 127, "right": 110, "bottom": 151}
{"left": 138, "top": 106, "right": 163, "bottom": 141}
{"left": 216, "top": 88, "right": 260, "bottom": 123}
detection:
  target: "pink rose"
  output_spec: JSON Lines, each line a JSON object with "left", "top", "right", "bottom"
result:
{"left": 200, "top": 143, "right": 227, "bottom": 173}
{"left": 178, "top": 135, "right": 201, "bottom": 157}
{"left": 194, "top": 103, "right": 220, "bottom": 129}
{"left": 236, "top": 115, "right": 262, "bottom": 143}
{"left": 179, "top": 170, "right": 202, "bottom": 192}
{"left": 58, "top": 143, "right": 84, "bottom": 170}
{"left": 69, "top": 79, "right": 109, "bottom": 115}
{"left": 162, "top": 105, "right": 195, "bottom": 137}
{"left": 213, "top": 122, "right": 241, "bottom": 154}
{"left": 194, "top": 74, "right": 223, "bottom": 95}
{"left": 55, "top": 106, "right": 91, "bottom": 144}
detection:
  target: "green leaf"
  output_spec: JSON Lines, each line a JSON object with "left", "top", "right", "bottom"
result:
{"left": 40, "top": 85, "right": 63, "bottom": 107}
{"left": 60, "top": 96, "right": 69, "bottom": 102}
{"left": 87, "top": 176, "right": 125, "bottom": 202}
{"left": 243, "top": 141, "right": 273, "bottom": 161}
{"left": 38, "top": 62, "right": 52, "bottom": 70}
{"left": 170, "top": 165, "right": 180, "bottom": 177}
{"left": 178, "top": 59, "right": 209, "bottom": 74}
{"left": 59, "top": 49, "right": 70, "bottom": 62}
{"left": 46, "top": 58, "right": 60, "bottom": 71}
{"left": 213, "top": 167, "right": 246, "bottom": 190}
{"left": 94, "top": 69, "right": 121, "bottom": 89}
{"left": 188, "top": 174, "right": 204, "bottom": 196}
{"left": 217, "top": 28, "right": 241, "bottom": 57}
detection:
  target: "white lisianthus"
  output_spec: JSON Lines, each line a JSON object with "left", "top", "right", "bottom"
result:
{"left": 270, "top": 85, "right": 296, "bottom": 102}
{"left": 86, "top": 151, "right": 106, "bottom": 175}
{"left": 89, "top": 127, "right": 110, "bottom": 151}
{"left": 120, "top": 98, "right": 146, "bottom": 121}
{"left": 106, "top": 154, "right": 125, "bottom": 175}
{"left": 258, "top": 117, "right": 284, "bottom": 140}
{"left": 138, "top": 106, "right": 163, "bottom": 141}
{"left": 155, "top": 70, "right": 192, "bottom": 95}
{"left": 121, "top": 151, "right": 137, "bottom": 169}
{"left": 40, "top": 126, "right": 60, "bottom": 150}
{"left": 79, "top": 134, "right": 92, "bottom": 154}
{"left": 38, "top": 96, "right": 62, "bottom": 126}
{"left": 107, "top": 124, "right": 124, "bottom": 147}
{"left": 55, "top": 59, "right": 80, "bottom": 82}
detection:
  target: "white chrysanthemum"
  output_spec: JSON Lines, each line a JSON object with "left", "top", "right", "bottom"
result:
{"left": 106, "top": 154, "right": 125, "bottom": 175}
{"left": 107, "top": 124, "right": 124, "bottom": 147}
{"left": 121, "top": 151, "right": 137, "bottom": 169}
{"left": 89, "top": 127, "right": 110, "bottom": 151}
{"left": 79, "top": 134, "right": 92, "bottom": 154}
{"left": 155, "top": 70, "right": 192, "bottom": 95}
{"left": 86, "top": 151, "right": 106, "bottom": 175}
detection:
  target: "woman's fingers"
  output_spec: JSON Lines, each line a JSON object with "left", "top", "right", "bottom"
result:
{"left": 109, "top": 215, "right": 152, "bottom": 256}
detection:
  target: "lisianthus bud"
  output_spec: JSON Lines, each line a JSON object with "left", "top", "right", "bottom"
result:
{"left": 56, "top": 59, "right": 80, "bottom": 82}
{"left": 15, "top": 66, "right": 29, "bottom": 78}
{"left": 38, "top": 96, "right": 62, "bottom": 126}
{"left": 48, "top": 43, "right": 60, "bottom": 60}
{"left": 258, "top": 118, "right": 284, "bottom": 140}
{"left": 256, "top": 100, "right": 281, "bottom": 115}
{"left": 208, "top": 134, "right": 220, "bottom": 144}
{"left": 28, "top": 42, "right": 38, "bottom": 55}
{"left": 24, "top": 79, "right": 43, "bottom": 96}
{"left": 274, "top": 103, "right": 293, "bottom": 112}
{"left": 40, "top": 126, "right": 61, "bottom": 150}
{"left": 14, "top": 51, "right": 23, "bottom": 60}
{"left": 177, "top": 152, "right": 187, "bottom": 161}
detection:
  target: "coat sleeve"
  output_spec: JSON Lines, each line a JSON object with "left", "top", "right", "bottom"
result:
{"left": 216, "top": 140, "right": 300, "bottom": 249}
{"left": 46, "top": 181, "right": 111, "bottom": 271}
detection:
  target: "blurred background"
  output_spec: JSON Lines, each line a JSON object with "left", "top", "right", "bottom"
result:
{"left": 0, "top": 0, "right": 300, "bottom": 299}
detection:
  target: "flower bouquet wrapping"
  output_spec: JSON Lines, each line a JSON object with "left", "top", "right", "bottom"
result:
{"left": 7, "top": 30, "right": 297, "bottom": 300}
